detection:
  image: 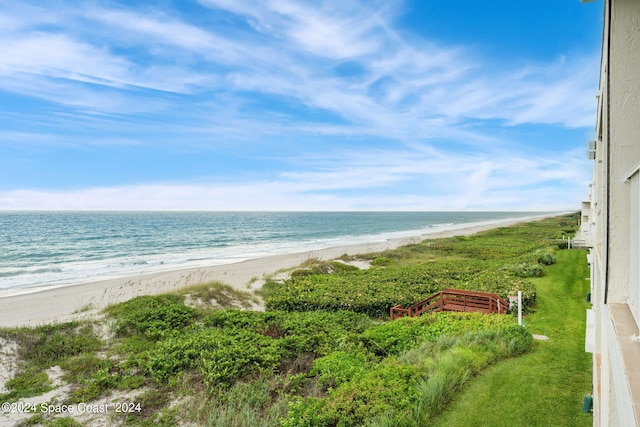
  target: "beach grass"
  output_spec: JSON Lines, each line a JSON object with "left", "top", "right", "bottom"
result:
{"left": 177, "top": 281, "right": 259, "bottom": 309}
{"left": 430, "top": 248, "right": 592, "bottom": 427}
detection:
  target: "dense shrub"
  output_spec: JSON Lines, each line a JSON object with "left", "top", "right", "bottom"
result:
{"left": 284, "top": 361, "right": 422, "bottom": 427}
{"left": 276, "top": 311, "right": 368, "bottom": 357}
{"left": 534, "top": 249, "right": 557, "bottom": 265}
{"left": 140, "top": 328, "right": 219, "bottom": 384}
{"left": 452, "top": 269, "right": 537, "bottom": 306}
{"left": 502, "top": 263, "right": 544, "bottom": 278}
{"left": 139, "top": 310, "right": 373, "bottom": 387}
{"left": 285, "top": 320, "right": 533, "bottom": 427}
{"left": 266, "top": 260, "right": 488, "bottom": 317}
{"left": 199, "top": 332, "right": 283, "bottom": 390}
{"left": 203, "top": 308, "right": 278, "bottom": 331}
{"left": 266, "top": 258, "right": 538, "bottom": 317}
{"left": 363, "top": 312, "right": 516, "bottom": 355}
{"left": 141, "top": 328, "right": 282, "bottom": 388}
{"left": 264, "top": 215, "right": 568, "bottom": 317}
{"left": 107, "top": 294, "right": 197, "bottom": 339}
{"left": 204, "top": 309, "right": 372, "bottom": 356}
{"left": 310, "top": 350, "right": 370, "bottom": 388}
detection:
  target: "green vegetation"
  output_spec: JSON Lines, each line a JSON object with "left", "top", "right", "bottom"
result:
{"left": 107, "top": 294, "right": 198, "bottom": 340}
{"left": 0, "top": 322, "right": 101, "bottom": 401}
{"left": 431, "top": 249, "right": 592, "bottom": 427}
{"left": 178, "top": 281, "right": 260, "bottom": 309}
{"left": 283, "top": 314, "right": 531, "bottom": 427}
{"left": 0, "top": 213, "right": 589, "bottom": 426}
{"left": 262, "top": 216, "right": 574, "bottom": 317}
{"left": 1, "top": 322, "right": 101, "bottom": 368}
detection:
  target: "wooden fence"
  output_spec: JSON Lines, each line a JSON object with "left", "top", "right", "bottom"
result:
{"left": 390, "top": 288, "right": 510, "bottom": 320}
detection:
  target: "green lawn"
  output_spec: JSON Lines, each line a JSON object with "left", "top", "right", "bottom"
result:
{"left": 431, "top": 249, "right": 593, "bottom": 427}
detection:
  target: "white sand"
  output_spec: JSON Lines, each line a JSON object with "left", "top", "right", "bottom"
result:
{"left": 0, "top": 214, "right": 557, "bottom": 327}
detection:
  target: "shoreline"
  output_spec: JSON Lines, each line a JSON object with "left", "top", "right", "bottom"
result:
{"left": 0, "top": 214, "right": 559, "bottom": 327}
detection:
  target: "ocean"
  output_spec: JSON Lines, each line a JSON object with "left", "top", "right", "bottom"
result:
{"left": 0, "top": 211, "right": 544, "bottom": 296}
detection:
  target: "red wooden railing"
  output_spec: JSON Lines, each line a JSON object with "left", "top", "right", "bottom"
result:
{"left": 390, "top": 288, "right": 510, "bottom": 320}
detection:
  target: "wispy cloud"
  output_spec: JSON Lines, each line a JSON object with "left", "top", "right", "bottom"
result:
{"left": 198, "top": 0, "right": 389, "bottom": 58}
{"left": 0, "top": 0, "right": 597, "bottom": 130}
{"left": 0, "top": 143, "right": 590, "bottom": 211}
{"left": 0, "top": 0, "right": 599, "bottom": 210}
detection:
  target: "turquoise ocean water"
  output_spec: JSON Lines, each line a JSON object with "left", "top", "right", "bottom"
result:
{"left": 0, "top": 211, "right": 544, "bottom": 295}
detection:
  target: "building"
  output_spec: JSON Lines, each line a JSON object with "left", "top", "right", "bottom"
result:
{"left": 582, "top": 0, "right": 640, "bottom": 425}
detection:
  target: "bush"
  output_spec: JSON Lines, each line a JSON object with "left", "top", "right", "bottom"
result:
{"left": 285, "top": 322, "right": 533, "bottom": 427}
{"left": 283, "top": 361, "right": 422, "bottom": 427}
{"left": 140, "top": 328, "right": 216, "bottom": 384}
{"left": 534, "top": 249, "right": 557, "bottom": 265}
{"left": 199, "top": 331, "right": 283, "bottom": 390}
{"left": 503, "top": 263, "right": 544, "bottom": 278}
{"left": 141, "top": 328, "right": 282, "bottom": 388}
{"left": 139, "top": 310, "right": 373, "bottom": 389}
{"left": 204, "top": 309, "right": 372, "bottom": 356}
{"left": 107, "top": 294, "right": 197, "bottom": 340}
{"left": 371, "top": 257, "right": 394, "bottom": 267}
{"left": 277, "top": 310, "right": 371, "bottom": 356}
{"left": 266, "top": 256, "right": 540, "bottom": 317}
{"left": 265, "top": 260, "right": 484, "bottom": 317}
{"left": 363, "top": 312, "right": 516, "bottom": 355}
{"left": 203, "top": 309, "right": 278, "bottom": 331}
{"left": 310, "top": 350, "right": 370, "bottom": 388}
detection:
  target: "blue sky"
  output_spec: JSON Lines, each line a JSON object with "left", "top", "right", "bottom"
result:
{"left": 0, "top": 0, "right": 603, "bottom": 211}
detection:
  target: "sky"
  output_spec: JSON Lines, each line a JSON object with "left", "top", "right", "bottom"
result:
{"left": 0, "top": 0, "right": 603, "bottom": 211}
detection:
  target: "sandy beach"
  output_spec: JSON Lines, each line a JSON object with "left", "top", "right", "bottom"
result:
{"left": 0, "top": 214, "right": 557, "bottom": 328}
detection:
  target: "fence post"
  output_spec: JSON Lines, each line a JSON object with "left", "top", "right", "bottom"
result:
{"left": 517, "top": 291, "right": 523, "bottom": 326}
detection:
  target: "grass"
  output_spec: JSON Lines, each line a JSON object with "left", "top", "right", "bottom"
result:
{"left": 0, "top": 321, "right": 103, "bottom": 402}
{"left": 430, "top": 249, "right": 592, "bottom": 427}
{"left": 186, "top": 375, "right": 291, "bottom": 427}
{"left": 177, "top": 281, "right": 259, "bottom": 309}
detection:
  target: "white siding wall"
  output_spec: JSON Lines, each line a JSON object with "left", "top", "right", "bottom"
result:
{"left": 589, "top": 0, "right": 640, "bottom": 425}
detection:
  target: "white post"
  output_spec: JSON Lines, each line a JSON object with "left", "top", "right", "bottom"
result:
{"left": 517, "top": 290, "right": 523, "bottom": 326}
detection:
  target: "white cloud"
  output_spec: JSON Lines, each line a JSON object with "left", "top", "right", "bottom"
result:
{"left": 198, "top": 0, "right": 387, "bottom": 58}
{"left": 0, "top": 144, "right": 590, "bottom": 211}
{"left": 0, "top": 0, "right": 598, "bottom": 211}
{"left": 0, "top": 0, "right": 598, "bottom": 135}
{"left": 0, "top": 33, "right": 131, "bottom": 86}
